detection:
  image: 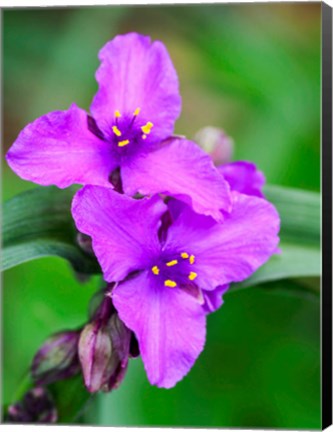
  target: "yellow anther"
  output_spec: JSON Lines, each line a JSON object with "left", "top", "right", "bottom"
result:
{"left": 189, "top": 255, "right": 195, "bottom": 264}
{"left": 181, "top": 252, "right": 189, "bottom": 259}
{"left": 164, "top": 280, "right": 177, "bottom": 288}
{"left": 118, "top": 139, "right": 130, "bottom": 147}
{"left": 152, "top": 265, "right": 160, "bottom": 275}
{"left": 166, "top": 259, "right": 178, "bottom": 267}
{"left": 112, "top": 126, "right": 122, "bottom": 137}
{"left": 188, "top": 271, "right": 198, "bottom": 281}
{"left": 141, "top": 122, "right": 154, "bottom": 135}
{"left": 114, "top": 110, "right": 121, "bottom": 118}
{"left": 133, "top": 107, "right": 141, "bottom": 116}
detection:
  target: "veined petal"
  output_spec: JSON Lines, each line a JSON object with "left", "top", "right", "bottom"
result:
{"left": 121, "top": 138, "right": 232, "bottom": 221}
{"left": 91, "top": 33, "right": 181, "bottom": 143}
{"left": 6, "top": 104, "right": 117, "bottom": 188}
{"left": 165, "top": 192, "right": 280, "bottom": 290}
{"left": 218, "top": 161, "right": 265, "bottom": 197}
{"left": 6, "top": 104, "right": 118, "bottom": 188}
{"left": 71, "top": 186, "right": 167, "bottom": 282}
{"left": 112, "top": 271, "right": 206, "bottom": 388}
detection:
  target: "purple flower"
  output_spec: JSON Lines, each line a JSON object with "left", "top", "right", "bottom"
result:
{"left": 71, "top": 186, "right": 280, "bottom": 388}
{"left": 6, "top": 33, "right": 231, "bottom": 220}
{"left": 218, "top": 161, "right": 266, "bottom": 198}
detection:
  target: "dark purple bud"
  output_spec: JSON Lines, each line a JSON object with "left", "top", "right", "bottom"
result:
{"left": 78, "top": 295, "right": 131, "bottom": 393}
{"left": 31, "top": 330, "right": 81, "bottom": 386}
{"left": 195, "top": 126, "right": 234, "bottom": 165}
{"left": 6, "top": 387, "right": 57, "bottom": 423}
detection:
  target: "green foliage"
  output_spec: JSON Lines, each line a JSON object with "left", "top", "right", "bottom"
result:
{"left": 2, "top": 186, "right": 100, "bottom": 274}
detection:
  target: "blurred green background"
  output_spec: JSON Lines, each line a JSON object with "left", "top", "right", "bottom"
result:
{"left": 2, "top": 3, "right": 321, "bottom": 429}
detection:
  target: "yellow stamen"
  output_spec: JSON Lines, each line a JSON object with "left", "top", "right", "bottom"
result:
{"left": 181, "top": 252, "right": 189, "bottom": 259}
{"left": 114, "top": 110, "right": 121, "bottom": 118}
{"left": 118, "top": 139, "right": 130, "bottom": 147}
{"left": 152, "top": 265, "right": 159, "bottom": 275}
{"left": 164, "top": 280, "right": 177, "bottom": 288}
{"left": 189, "top": 254, "right": 195, "bottom": 264}
{"left": 133, "top": 107, "right": 141, "bottom": 116}
{"left": 166, "top": 259, "right": 178, "bottom": 267}
{"left": 141, "top": 122, "right": 154, "bottom": 135}
{"left": 112, "top": 126, "right": 122, "bottom": 137}
{"left": 188, "top": 271, "right": 198, "bottom": 281}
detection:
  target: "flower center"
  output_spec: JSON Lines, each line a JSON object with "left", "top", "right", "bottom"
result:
{"left": 151, "top": 252, "right": 197, "bottom": 288}
{"left": 110, "top": 107, "right": 154, "bottom": 148}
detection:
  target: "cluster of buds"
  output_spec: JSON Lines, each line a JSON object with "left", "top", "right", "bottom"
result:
{"left": 7, "top": 286, "right": 137, "bottom": 423}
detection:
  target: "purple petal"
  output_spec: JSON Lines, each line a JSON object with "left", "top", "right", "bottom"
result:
{"left": 91, "top": 33, "right": 181, "bottom": 144}
{"left": 165, "top": 192, "right": 280, "bottom": 290}
{"left": 121, "top": 137, "right": 232, "bottom": 221}
{"left": 71, "top": 186, "right": 167, "bottom": 282}
{"left": 202, "top": 285, "right": 229, "bottom": 314}
{"left": 112, "top": 271, "right": 206, "bottom": 388}
{"left": 218, "top": 161, "right": 265, "bottom": 197}
{"left": 6, "top": 104, "right": 117, "bottom": 188}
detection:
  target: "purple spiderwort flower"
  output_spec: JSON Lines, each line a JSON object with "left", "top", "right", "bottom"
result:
{"left": 6, "top": 33, "right": 231, "bottom": 221}
{"left": 218, "top": 161, "right": 266, "bottom": 198}
{"left": 71, "top": 186, "right": 280, "bottom": 388}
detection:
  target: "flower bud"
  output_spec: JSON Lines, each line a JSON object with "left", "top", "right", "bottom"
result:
{"left": 194, "top": 126, "right": 234, "bottom": 165}
{"left": 78, "top": 295, "right": 131, "bottom": 393}
{"left": 6, "top": 387, "right": 57, "bottom": 423}
{"left": 31, "top": 330, "right": 81, "bottom": 386}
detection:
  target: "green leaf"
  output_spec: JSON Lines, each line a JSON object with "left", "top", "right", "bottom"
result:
{"left": 233, "top": 243, "right": 320, "bottom": 292}
{"left": 2, "top": 186, "right": 100, "bottom": 274}
{"left": 232, "top": 185, "right": 320, "bottom": 293}
{"left": 264, "top": 185, "right": 320, "bottom": 246}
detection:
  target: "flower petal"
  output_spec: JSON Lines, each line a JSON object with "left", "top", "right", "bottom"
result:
{"left": 165, "top": 192, "right": 280, "bottom": 290}
{"left": 71, "top": 186, "right": 167, "bottom": 282}
{"left": 112, "top": 271, "right": 206, "bottom": 388}
{"left": 91, "top": 33, "right": 181, "bottom": 143}
{"left": 6, "top": 104, "right": 117, "bottom": 188}
{"left": 218, "top": 161, "right": 265, "bottom": 197}
{"left": 202, "top": 285, "right": 229, "bottom": 314}
{"left": 121, "top": 138, "right": 232, "bottom": 221}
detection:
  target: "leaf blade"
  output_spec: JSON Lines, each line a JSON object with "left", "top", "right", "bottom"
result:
{"left": 2, "top": 186, "right": 100, "bottom": 274}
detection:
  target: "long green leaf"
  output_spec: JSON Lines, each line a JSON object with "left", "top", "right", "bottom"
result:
{"left": 232, "top": 185, "right": 320, "bottom": 292}
{"left": 233, "top": 243, "right": 320, "bottom": 292}
{"left": 264, "top": 185, "right": 320, "bottom": 245}
{"left": 2, "top": 187, "right": 100, "bottom": 274}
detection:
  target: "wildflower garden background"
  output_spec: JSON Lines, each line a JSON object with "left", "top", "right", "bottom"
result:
{"left": 2, "top": 3, "right": 321, "bottom": 428}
